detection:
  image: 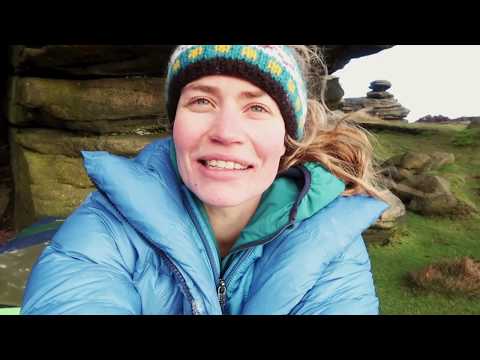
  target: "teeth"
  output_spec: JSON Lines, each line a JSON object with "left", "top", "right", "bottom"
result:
{"left": 206, "top": 160, "right": 248, "bottom": 170}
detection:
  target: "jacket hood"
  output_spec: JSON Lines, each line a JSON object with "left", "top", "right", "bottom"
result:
{"left": 82, "top": 138, "right": 224, "bottom": 313}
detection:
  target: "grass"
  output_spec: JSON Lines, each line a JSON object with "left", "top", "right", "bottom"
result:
{"left": 452, "top": 128, "right": 479, "bottom": 147}
{"left": 365, "top": 121, "right": 480, "bottom": 314}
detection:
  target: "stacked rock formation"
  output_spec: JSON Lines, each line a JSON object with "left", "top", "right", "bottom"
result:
{"left": 341, "top": 80, "right": 410, "bottom": 120}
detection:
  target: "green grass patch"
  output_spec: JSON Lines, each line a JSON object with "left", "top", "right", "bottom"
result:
{"left": 452, "top": 128, "right": 479, "bottom": 147}
{"left": 367, "top": 122, "right": 480, "bottom": 314}
{"left": 368, "top": 212, "right": 480, "bottom": 314}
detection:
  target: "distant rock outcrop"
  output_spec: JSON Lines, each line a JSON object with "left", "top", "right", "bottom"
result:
{"left": 416, "top": 115, "right": 452, "bottom": 123}
{"left": 340, "top": 80, "right": 410, "bottom": 120}
{"left": 467, "top": 118, "right": 480, "bottom": 128}
{"left": 416, "top": 115, "right": 478, "bottom": 124}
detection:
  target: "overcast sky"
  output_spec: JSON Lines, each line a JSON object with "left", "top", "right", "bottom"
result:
{"left": 333, "top": 45, "right": 480, "bottom": 122}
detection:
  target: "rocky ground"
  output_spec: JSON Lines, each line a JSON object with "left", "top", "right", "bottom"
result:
{"left": 365, "top": 118, "right": 480, "bottom": 314}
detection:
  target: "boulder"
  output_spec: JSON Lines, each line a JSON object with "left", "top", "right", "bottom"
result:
{"left": 377, "top": 190, "right": 406, "bottom": 225}
{"left": 398, "top": 168, "right": 414, "bottom": 181}
{"left": 369, "top": 80, "right": 392, "bottom": 92}
{"left": 12, "top": 127, "right": 162, "bottom": 157}
{"left": 9, "top": 128, "right": 167, "bottom": 229}
{"left": 363, "top": 189, "right": 406, "bottom": 245}
{"left": 399, "top": 175, "right": 458, "bottom": 216}
{"left": 7, "top": 76, "right": 168, "bottom": 133}
{"left": 425, "top": 152, "right": 455, "bottom": 171}
{"left": 11, "top": 45, "right": 173, "bottom": 77}
{"left": 390, "top": 181, "right": 424, "bottom": 203}
{"left": 0, "top": 186, "right": 10, "bottom": 222}
{"left": 324, "top": 76, "right": 344, "bottom": 110}
{"left": 383, "top": 152, "right": 455, "bottom": 174}
{"left": 400, "top": 152, "right": 431, "bottom": 172}
{"left": 367, "top": 91, "right": 394, "bottom": 99}
{"left": 402, "top": 174, "right": 451, "bottom": 194}
{"left": 10, "top": 142, "right": 95, "bottom": 230}
{"left": 381, "top": 152, "right": 462, "bottom": 217}
{"left": 408, "top": 191, "right": 458, "bottom": 216}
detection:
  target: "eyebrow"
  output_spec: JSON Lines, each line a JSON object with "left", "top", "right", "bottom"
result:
{"left": 183, "top": 83, "right": 267, "bottom": 100}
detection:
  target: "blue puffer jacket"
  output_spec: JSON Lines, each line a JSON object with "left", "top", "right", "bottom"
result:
{"left": 21, "top": 137, "right": 388, "bottom": 315}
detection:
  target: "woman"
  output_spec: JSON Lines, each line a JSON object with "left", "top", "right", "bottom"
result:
{"left": 21, "top": 45, "right": 388, "bottom": 315}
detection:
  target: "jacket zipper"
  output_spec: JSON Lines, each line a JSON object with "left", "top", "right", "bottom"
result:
{"left": 217, "top": 279, "right": 227, "bottom": 310}
{"left": 216, "top": 248, "right": 252, "bottom": 313}
{"left": 181, "top": 188, "right": 226, "bottom": 312}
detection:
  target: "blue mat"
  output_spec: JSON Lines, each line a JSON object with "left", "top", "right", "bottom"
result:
{"left": 0, "top": 217, "right": 64, "bottom": 254}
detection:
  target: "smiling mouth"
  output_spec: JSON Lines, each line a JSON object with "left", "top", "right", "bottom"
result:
{"left": 198, "top": 159, "right": 254, "bottom": 171}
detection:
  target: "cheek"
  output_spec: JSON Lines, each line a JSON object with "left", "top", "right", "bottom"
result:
{"left": 252, "top": 123, "right": 286, "bottom": 165}
{"left": 172, "top": 112, "right": 206, "bottom": 185}
{"left": 172, "top": 113, "right": 197, "bottom": 153}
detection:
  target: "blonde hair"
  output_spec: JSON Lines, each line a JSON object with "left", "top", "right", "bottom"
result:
{"left": 281, "top": 45, "right": 385, "bottom": 200}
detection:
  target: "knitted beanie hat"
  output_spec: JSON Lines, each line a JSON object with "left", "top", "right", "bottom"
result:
{"left": 165, "top": 45, "right": 308, "bottom": 140}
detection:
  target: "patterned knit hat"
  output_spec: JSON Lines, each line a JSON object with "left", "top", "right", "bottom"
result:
{"left": 165, "top": 45, "right": 308, "bottom": 140}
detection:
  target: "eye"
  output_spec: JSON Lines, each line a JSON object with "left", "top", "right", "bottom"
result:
{"left": 190, "top": 97, "right": 211, "bottom": 106}
{"left": 249, "top": 104, "right": 269, "bottom": 113}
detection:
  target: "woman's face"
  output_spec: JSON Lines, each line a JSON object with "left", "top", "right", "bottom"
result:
{"left": 173, "top": 75, "right": 286, "bottom": 208}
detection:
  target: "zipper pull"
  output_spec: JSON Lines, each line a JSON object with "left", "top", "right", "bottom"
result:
{"left": 217, "top": 278, "right": 227, "bottom": 311}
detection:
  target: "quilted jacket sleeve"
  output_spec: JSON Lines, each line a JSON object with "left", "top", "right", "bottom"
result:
{"left": 289, "top": 234, "right": 379, "bottom": 315}
{"left": 20, "top": 201, "right": 142, "bottom": 315}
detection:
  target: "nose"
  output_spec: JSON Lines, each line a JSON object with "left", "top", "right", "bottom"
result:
{"left": 207, "top": 103, "right": 245, "bottom": 145}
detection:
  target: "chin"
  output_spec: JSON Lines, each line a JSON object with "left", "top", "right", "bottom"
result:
{"left": 198, "top": 191, "right": 255, "bottom": 209}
